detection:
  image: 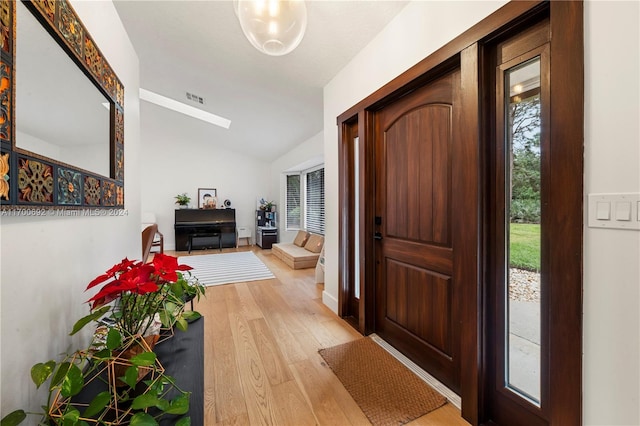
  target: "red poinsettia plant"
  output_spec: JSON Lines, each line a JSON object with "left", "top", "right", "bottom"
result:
{"left": 74, "top": 253, "right": 205, "bottom": 340}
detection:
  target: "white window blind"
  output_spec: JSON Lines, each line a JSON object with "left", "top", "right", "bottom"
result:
{"left": 305, "top": 168, "right": 325, "bottom": 235}
{"left": 286, "top": 174, "right": 301, "bottom": 229}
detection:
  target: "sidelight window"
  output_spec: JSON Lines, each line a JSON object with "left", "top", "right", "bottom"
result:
{"left": 504, "top": 57, "right": 542, "bottom": 405}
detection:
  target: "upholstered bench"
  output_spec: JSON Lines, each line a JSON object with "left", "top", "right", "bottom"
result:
{"left": 272, "top": 231, "right": 324, "bottom": 270}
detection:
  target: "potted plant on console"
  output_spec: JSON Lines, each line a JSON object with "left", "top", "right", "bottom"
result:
{"left": 174, "top": 193, "right": 191, "bottom": 209}
{"left": 80, "top": 253, "right": 205, "bottom": 348}
{"left": 259, "top": 198, "right": 275, "bottom": 212}
{"left": 1, "top": 254, "right": 205, "bottom": 426}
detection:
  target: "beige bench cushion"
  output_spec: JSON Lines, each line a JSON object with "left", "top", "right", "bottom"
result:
{"left": 304, "top": 234, "right": 324, "bottom": 253}
{"left": 293, "top": 230, "right": 310, "bottom": 247}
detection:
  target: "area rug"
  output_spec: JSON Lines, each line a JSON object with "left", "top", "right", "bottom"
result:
{"left": 178, "top": 251, "right": 274, "bottom": 287}
{"left": 318, "top": 338, "right": 447, "bottom": 426}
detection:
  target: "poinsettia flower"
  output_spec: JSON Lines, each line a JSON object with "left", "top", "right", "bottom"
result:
{"left": 118, "top": 264, "right": 158, "bottom": 295}
{"left": 106, "top": 258, "right": 137, "bottom": 274}
{"left": 152, "top": 253, "right": 192, "bottom": 282}
{"left": 86, "top": 273, "right": 112, "bottom": 291}
{"left": 90, "top": 292, "right": 120, "bottom": 310}
{"left": 82, "top": 253, "right": 202, "bottom": 336}
{"left": 120, "top": 263, "right": 153, "bottom": 282}
{"left": 136, "top": 281, "right": 159, "bottom": 295}
{"left": 87, "top": 279, "right": 137, "bottom": 306}
{"left": 86, "top": 257, "right": 137, "bottom": 290}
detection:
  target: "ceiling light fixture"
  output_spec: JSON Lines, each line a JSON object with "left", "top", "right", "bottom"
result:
{"left": 235, "top": 0, "right": 307, "bottom": 56}
{"left": 139, "top": 88, "right": 231, "bottom": 129}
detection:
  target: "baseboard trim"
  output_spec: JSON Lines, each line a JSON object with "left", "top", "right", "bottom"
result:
{"left": 322, "top": 290, "right": 339, "bottom": 314}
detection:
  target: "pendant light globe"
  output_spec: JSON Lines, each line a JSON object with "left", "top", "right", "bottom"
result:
{"left": 236, "top": 0, "right": 307, "bottom": 56}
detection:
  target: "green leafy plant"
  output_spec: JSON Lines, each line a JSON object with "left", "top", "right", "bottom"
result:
{"left": 174, "top": 193, "right": 191, "bottom": 206}
{"left": 259, "top": 198, "right": 274, "bottom": 211}
{"left": 77, "top": 254, "right": 204, "bottom": 338}
{"left": 0, "top": 327, "right": 192, "bottom": 426}
{"left": 510, "top": 198, "right": 540, "bottom": 224}
{"left": 160, "top": 270, "right": 206, "bottom": 332}
{"left": 1, "top": 255, "right": 206, "bottom": 426}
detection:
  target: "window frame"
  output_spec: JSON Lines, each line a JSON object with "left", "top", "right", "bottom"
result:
{"left": 285, "top": 173, "right": 302, "bottom": 231}
{"left": 284, "top": 164, "right": 325, "bottom": 234}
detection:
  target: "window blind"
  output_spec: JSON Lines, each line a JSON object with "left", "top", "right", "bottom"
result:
{"left": 286, "top": 174, "right": 301, "bottom": 229}
{"left": 305, "top": 168, "right": 324, "bottom": 235}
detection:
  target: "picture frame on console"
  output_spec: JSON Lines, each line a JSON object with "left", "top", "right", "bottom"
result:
{"left": 198, "top": 188, "right": 217, "bottom": 209}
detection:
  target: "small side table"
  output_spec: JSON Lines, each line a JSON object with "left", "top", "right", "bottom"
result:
{"left": 236, "top": 226, "right": 251, "bottom": 247}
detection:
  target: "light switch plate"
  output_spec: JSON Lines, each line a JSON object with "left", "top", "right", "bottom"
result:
{"left": 588, "top": 193, "right": 640, "bottom": 230}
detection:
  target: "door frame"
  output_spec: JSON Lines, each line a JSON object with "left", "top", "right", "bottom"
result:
{"left": 337, "top": 1, "right": 583, "bottom": 424}
{"left": 338, "top": 118, "right": 362, "bottom": 329}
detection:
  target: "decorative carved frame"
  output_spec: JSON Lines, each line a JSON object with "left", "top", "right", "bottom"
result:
{"left": 0, "top": 0, "right": 124, "bottom": 210}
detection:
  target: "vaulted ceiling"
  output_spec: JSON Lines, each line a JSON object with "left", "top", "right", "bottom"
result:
{"left": 113, "top": 1, "right": 408, "bottom": 161}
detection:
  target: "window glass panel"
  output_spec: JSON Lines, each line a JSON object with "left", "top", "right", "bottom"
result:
{"left": 305, "top": 168, "right": 325, "bottom": 235}
{"left": 286, "top": 174, "right": 301, "bottom": 229}
{"left": 354, "top": 137, "right": 360, "bottom": 299}
{"left": 505, "top": 57, "right": 541, "bottom": 405}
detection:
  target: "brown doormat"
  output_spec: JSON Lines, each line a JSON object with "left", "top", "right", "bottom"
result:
{"left": 319, "top": 338, "right": 447, "bottom": 426}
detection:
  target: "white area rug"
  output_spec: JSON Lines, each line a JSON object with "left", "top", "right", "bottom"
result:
{"left": 178, "top": 251, "right": 275, "bottom": 287}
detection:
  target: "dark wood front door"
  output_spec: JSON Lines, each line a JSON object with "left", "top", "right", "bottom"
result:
{"left": 374, "top": 69, "right": 462, "bottom": 393}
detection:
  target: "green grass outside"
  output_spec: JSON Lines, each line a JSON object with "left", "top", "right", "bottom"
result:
{"left": 509, "top": 223, "right": 540, "bottom": 271}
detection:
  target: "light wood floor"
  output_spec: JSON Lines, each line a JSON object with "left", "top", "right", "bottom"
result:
{"left": 168, "top": 246, "right": 470, "bottom": 426}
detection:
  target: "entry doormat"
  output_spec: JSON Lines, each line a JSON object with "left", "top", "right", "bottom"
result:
{"left": 318, "top": 338, "right": 447, "bottom": 426}
{"left": 178, "top": 251, "right": 274, "bottom": 287}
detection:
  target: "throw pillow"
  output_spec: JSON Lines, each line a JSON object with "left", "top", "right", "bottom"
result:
{"left": 304, "top": 234, "right": 324, "bottom": 253}
{"left": 293, "top": 230, "right": 310, "bottom": 247}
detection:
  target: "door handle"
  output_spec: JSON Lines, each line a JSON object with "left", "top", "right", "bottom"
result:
{"left": 374, "top": 232, "right": 383, "bottom": 240}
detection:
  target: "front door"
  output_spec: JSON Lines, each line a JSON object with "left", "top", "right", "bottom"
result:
{"left": 374, "top": 69, "right": 462, "bottom": 393}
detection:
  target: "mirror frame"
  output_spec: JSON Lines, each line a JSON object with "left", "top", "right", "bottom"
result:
{"left": 0, "top": 0, "right": 124, "bottom": 210}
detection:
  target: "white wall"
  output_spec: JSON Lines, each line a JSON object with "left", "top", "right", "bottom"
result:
{"left": 583, "top": 1, "right": 640, "bottom": 424}
{"left": 270, "top": 131, "right": 324, "bottom": 243}
{"left": 322, "top": 0, "right": 640, "bottom": 424}
{"left": 139, "top": 102, "right": 271, "bottom": 250}
{"left": 0, "top": 0, "right": 141, "bottom": 417}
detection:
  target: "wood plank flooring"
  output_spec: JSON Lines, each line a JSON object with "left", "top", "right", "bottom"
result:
{"left": 168, "top": 246, "right": 470, "bottom": 426}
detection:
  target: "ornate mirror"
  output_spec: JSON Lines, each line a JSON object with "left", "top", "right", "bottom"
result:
{"left": 0, "top": 0, "right": 124, "bottom": 210}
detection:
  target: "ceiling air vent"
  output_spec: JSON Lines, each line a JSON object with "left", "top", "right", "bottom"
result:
{"left": 186, "top": 92, "right": 205, "bottom": 105}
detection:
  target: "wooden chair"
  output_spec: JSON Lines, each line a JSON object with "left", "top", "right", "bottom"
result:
{"left": 151, "top": 229, "right": 164, "bottom": 254}
{"left": 141, "top": 212, "right": 164, "bottom": 256}
{"left": 142, "top": 224, "right": 159, "bottom": 263}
